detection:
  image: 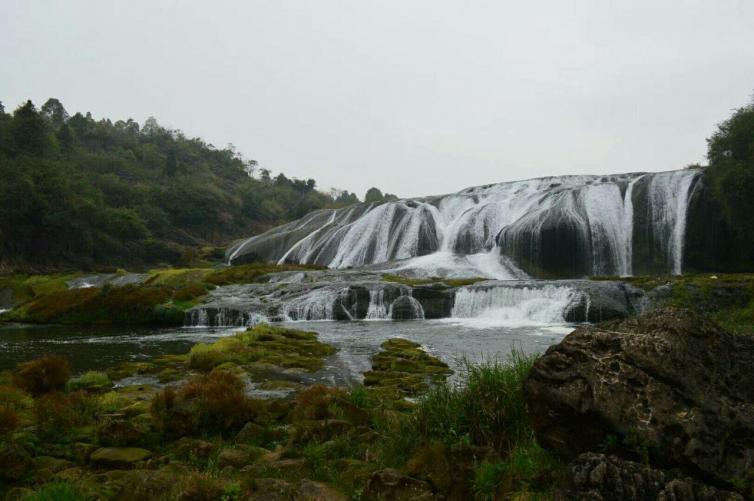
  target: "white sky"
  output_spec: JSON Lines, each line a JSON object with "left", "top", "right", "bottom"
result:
{"left": 2, "top": 0, "right": 754, "bottom": 198}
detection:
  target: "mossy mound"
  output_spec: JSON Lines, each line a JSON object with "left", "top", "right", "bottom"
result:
{"left": 3, "top": 284, "right": 190, "bottom": 325}
{"left": 188, "top": 324, "right": 336, "bottom": 373}
{"left": 363, "top": 338, "right": 452, "bottom": 397}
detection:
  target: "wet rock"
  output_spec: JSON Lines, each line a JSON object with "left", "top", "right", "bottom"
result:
{"left": 236, "top": 421, "right": 266, "bottom": 443}
{"left": 525, "top": 308, "right": 754, "bottom": 492}
{"left": 172, "top": 438, "right": 215, "bottom": 460}
{"left": 411, "top": 285, "right": 455, "bottom": 319}
{"left": 0, "top": 442, "right": 33, "bottom": 481}
{"left": 296, "top": 479, "right": 348, "bottom": 501}
{"left": 249, "top": 478, "right": 295, "bottom": 500}
{"left": 217, "top": 446, "right": 266, "bottom": 468}
{"left": 363, "top": 468, "right": 434, "bottom": 501}
{"left": 555, "top": 453, "right": 744, "bottom": 500}
{"left": 97, "top": 417, "right": 144, "bottom": 446}
{"left": 390, "top": 295, "right": 424, "bottom": 320}
{"left": 332, "top": 286, "right": 371, "bottom": 320}
{"left": 90, "top": 447, "right": 152, "bottom": 469}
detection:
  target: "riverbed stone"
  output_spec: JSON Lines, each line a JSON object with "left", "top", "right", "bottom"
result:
{"left": 90, "top": 447, "right": 152, "bottom": 468}
{"left": 555, "top": 453, "right": 744, "bottom": 500}
{"left": 363, "top": 468, "right": 434, "bottom": 501}
{"left": 525, "top": 308, "right": 754, "bottom": 492}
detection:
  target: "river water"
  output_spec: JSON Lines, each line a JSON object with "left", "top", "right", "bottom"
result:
{"left": 0, "top": 319, "right": 572, "bottom": 379}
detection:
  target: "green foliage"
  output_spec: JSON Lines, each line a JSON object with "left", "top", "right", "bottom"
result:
{"left": 0, "top": 99, "right": 391, "bottom": 271}
{"left": 12, "top": 356, "right": 71, "bottom": 395}
{"left": 67, "top": 371, "right": 112, "bottom": 392}
{"left": 706, "top": 95, "right": 754, "bottom": 268}
{"left": 364, "top": 187, "right": 398, "bottom": 204}
{"left": 415, "top": 353, "right": 535, "bottom": 452}
{"left": 23, "top": 481, "right": 85, "bottom": 501}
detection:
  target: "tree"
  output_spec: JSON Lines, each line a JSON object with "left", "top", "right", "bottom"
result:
{"left": 365, "top": 187, "right": 384, "bottom": 203}
{"left": 11, "top": 101, "right": 49, "bottom": 156}
{"left": 706, "top": 95, "right": 754, "bottom": 265}
{"left": 41, "top": 98, "right": 69, "bottom": 127}
{"left": 165, "top": 149, "right": 178, "bottom": 177}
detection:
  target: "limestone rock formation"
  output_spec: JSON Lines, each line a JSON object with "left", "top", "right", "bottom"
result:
{"left": 525, "top": 308, "right": 754, "bottom": 493}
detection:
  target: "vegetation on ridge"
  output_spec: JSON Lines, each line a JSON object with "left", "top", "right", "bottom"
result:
{"left": 0, "top": 98, "right": 382, "bottom": 273}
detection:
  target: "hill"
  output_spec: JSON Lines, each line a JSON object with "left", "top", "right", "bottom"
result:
{"left": 0, "top": 99, "right": 362, "bottom": 272}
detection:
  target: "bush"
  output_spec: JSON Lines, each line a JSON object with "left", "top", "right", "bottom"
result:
{"left": 13, "top": 356, "right": 71, "bottom": 395}
{"left": 0, "top": 404, "right": 18, "bottom": 435}
{"left": 34, "top": 391, "right": 98, "bottom": 439}
{"left": 151, "top": 370, "right": 263, "bottom": 437}
{"left": 0, "top": 385, "right": 31, "bottom": 435}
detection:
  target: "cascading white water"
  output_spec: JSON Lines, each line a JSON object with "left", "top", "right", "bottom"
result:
{"left": 281, "top": 287, "right": 344, "bottom": 321}
{"left": 228, "top": 169, "right": 701, "bottom": 277}
{"left": 648, "top": 170, "right": 697, "bottom": 275}
{"left": 365, "top": 289, "right": 389, "bottom": 320}
{"left": 450, "top": 284, "right": 579, "bottom": 326}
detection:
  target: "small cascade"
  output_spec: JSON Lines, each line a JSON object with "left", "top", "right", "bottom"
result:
{"left": 647, "top": 170, "right": 698, "bottom": 274}
{"left": 406, "top": 295, "right": 426, "bottom": 320}
{"left": 188, "top": 308, "right": 209, "bottom": 327}
{"left": 451, "top": 284, "right": 578, "bottom": 325}
{"left": 186, "top": 308, "right": 268, "bottom": 328}
{"left": 365, "top": 289, "right": 389, "bottom": 320}
{"left": 280, "top": 287, "right": 344, "bottom": 321}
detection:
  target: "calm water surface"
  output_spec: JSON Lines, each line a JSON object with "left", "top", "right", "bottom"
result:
{"left": 0, "top": 320, "right": 574, "bottom": 380}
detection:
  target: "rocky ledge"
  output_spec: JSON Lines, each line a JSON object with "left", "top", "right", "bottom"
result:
{"left": 525, "top": 308, "right": 754, "bottom": 498}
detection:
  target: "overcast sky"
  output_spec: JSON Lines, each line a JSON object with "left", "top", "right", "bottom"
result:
{"left": 2, "top": 1, "right": 753, "bottom": 198}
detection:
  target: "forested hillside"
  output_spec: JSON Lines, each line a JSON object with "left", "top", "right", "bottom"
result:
{"left": 0, "top": 99, "right": 362, "bottom": 272}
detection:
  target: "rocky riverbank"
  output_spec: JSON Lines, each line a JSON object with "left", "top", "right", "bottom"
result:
{"left": 1, "top": 306, "right": 752, "bottom": 499}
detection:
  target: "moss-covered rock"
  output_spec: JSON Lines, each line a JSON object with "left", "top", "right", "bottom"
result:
{"left": 363, "top": 338, "right": 451, "bottom": 397}
{"left": 89, "top": 447, "right": 152, "bottom": 468}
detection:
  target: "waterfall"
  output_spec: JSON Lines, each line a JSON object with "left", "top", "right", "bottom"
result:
{"left": 186, "top": 308, "right": 268, "bottom": 328}
{"left": 365, "top": 289, "right": 389, "bottom": 320}
{"left": 228, "top": 169, "right": 702, "bottom": 278}
{"left": 451, "top": 284, "right": 579, "bottom": 325}
{"left": 281, "top": 287, "right": 344, "bottom": 321}
{"left": 647, "top": 170, "right": 697, "bottom": 274}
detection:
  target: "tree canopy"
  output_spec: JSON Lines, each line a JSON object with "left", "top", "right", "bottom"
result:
{"left": 0, "top": 98, "right": 381, "bottom": 271}
{"left": 704, "top": 95, "right": 754, "bottom": 268}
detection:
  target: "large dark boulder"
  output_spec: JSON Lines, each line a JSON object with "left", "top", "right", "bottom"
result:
{"left": 556, "top": 453, "right": 743, "bottom": 500}
{"left": 411, "top": 285, "right": 455, "bottom": 319}
{"left": 390, "top": 296, "right": 425, "bottom": 320}
{"left": 525, "top": 308, "right": 754, "bottom": 492}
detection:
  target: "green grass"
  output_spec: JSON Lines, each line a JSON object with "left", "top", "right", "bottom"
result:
{"left": 23, "top": 482, "right": 85, "bottom": 501}
{"left": 67, "top": 371, "right": 112, "bottom": 392}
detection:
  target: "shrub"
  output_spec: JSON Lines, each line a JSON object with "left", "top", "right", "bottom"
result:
{"left": 13, "top": 356, "right": 71, "bottom": 395}
{"left": 151, "top": 370, "right": 263, "bottom": 437}
{"left": 0, "top": 404, "right": 18, "bottom": 435}
{"left": 0, "top": 385, "right": 30, "bottom": 435}
{"left": 34, "top": 391, "right": 98, "bottom": 438}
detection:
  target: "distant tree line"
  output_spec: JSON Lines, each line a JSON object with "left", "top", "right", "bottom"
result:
{"left": 0, "top": 98, "right": 397, "bottom": 271}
